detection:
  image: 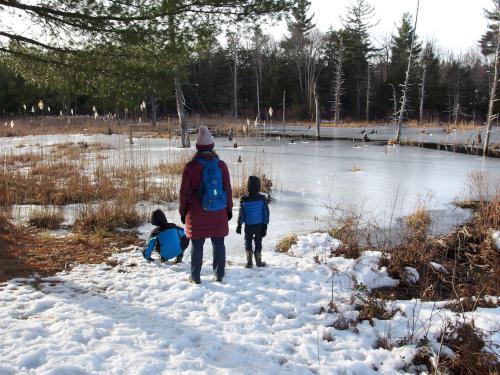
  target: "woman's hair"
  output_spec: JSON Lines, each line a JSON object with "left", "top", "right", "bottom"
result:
{"left": 192, "top": 150, "right": 219, "bottom": 160}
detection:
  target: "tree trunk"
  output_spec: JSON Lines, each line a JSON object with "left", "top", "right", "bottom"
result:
{"left": 151, "top": 96, "right": 157, "bottom": 129}
{"left": 282, "top": 90, "right": 286, "bottom": 135}
{"left": 314, "top": 83, "right": 320, "bottom": 139}
{"left": 484, "top": 25, "right": 500, "bottom": 156}
{"left": 333, "top": 36, "right": 344, "bottom": 125}
{"left": 175, "top": 78, "right": 190, "bottom": 148}
{"left": 256, "top": 68, "right": 261, "bottom": 123}
{"left": 419, "top": 66, "right": 426, "bottom": 124}
{"left": 233, "top": 51, "right": 238, "bottom": 120}
{"left": 396, "top": 0, "right": 420, "bottom": 143}
{"left": 365, "top": 63, "right": 371, "bottom": 123}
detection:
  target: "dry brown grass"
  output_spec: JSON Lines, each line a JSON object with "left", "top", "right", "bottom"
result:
{"left": 2, "top": 151, "right": 43, "bottom": 165}
{"left": 0, "top": 144, "right": 180, "bottom": 206}
{"left": 232, "top": 154, "right": 275, "bottom": 198}
{"left": 0, "top": 219, "right": 140, "bottom": 282}
{"left": 49, "top": 141, "right": 114, "bottom": 160}
{"left": 0, "top": 117, "right": 156, "bottom": 137}
{"left": 28, "top": 208, "right": 65, "bottom": 230}
{"left": 379, "top": 174, "right": 499, "bottom": 303}
{"left": 74, "top": 200, "right": 143, "bottom": 235}
{"left": 327, "top": 206, "right": 368, "bottom": 260}
{"left": 275, "top": 234, "right": 298, "bottom": 253}
{"left": 438, "top": 320, "right": 499, "bottom": 375}
{"left": 158, "top": 152, "right": 193, "bottom": 175}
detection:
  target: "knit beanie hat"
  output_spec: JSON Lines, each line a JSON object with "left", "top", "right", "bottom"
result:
{"left": 196, "top": 126, "right": 214, "bottom": 151}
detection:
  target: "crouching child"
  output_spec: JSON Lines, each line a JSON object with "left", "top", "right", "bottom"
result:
{"left": 143, "top": 209, "right": 189, "bottom": 263}
{"left": 236, "top": 176, "right": 270, "bottom": 268}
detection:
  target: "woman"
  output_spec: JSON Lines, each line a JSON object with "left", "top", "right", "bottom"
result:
{"left": 179, "top": 126, "right": 233, "bottom": 284}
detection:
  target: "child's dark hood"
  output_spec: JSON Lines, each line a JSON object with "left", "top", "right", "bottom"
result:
{"left": 151, "top": 209, "right": 169, "bottom": 227}
{"left": 247, "top": 176, "right": 261, "bottom": 194}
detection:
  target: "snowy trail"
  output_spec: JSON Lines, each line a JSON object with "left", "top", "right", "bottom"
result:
{"left": 1, "top": 234, "right": 498, "bottom": 374}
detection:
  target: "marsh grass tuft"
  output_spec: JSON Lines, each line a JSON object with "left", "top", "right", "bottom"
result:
{"left": 74, "top": 200, "right": 143, "bottom": 235}
{"left": 275, "top": 234, "right": 298, "bottom": 253}
{"left": 28, "top": 208, "right": 65, "bottom": 229}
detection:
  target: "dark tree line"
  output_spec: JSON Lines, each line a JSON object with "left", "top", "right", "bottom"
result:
{"left": 0, "top": 0, "right": 499, "bottom": 126}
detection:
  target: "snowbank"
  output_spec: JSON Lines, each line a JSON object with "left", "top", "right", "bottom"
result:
{"left": 493, "top": 231, "right": 500, "bottom": 251}
{"left": 0, "top": 232, "right": 498, "bottom": 374}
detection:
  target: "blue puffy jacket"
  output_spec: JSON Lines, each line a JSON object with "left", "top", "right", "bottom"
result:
{"left": 143, "top": 227, "right": 187, "bottom": 260}
{"left": 237, "top": 194, "right": 269, "bottom": 226}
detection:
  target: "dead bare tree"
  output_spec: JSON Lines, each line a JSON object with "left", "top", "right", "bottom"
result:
{"left": 175, "top": 78, "right": 190, "bottom": 148}
{"left": 314, "top": 82, "right": 321, "bottom": 139}
{"left": 484, "top": 15, "right": 500, "bottom": 156}
{"left": 305, "top": 30, "right": 325, "bottom": 114}
{"left": 227, "top": 30, "right": 240, "bottom": 120}
{"left": 365, "top": 62, "right": 372, "bottom": 122}
{"left": 419, "top": 52, "right": 427, "bottom": 124}
{"left": 332, "top": 36, "right": 345, "bottom": 124}
{"left": 251, "top": 27, "right": 266, "bottom": 123}
{"left": 395, "top": 0, "right": 420, "bottom": 143}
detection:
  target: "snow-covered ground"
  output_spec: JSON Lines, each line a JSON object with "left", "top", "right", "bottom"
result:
{"left": 1, "top": 234, "right": 498, "bottom": 374}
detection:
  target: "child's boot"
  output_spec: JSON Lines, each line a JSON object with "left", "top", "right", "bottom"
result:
{"left": 255, "top": 251, "right": 266, "bottom": 267}
{"left": 245, "top": 251, "right": 253, "bottom": 268}
{"left": 173, "top": 252, "right": 184, "bottom": 264}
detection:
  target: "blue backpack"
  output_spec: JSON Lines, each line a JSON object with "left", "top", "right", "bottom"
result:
{"left": 196, "top": 158, "right": 227, "bottom": 212}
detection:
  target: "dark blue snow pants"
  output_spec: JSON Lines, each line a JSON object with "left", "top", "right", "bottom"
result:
{"left": 190, "top": 237, "right": 225, "bottom": 282}
{"left": 244, "top": 224, "right": 264, "bottom": 254}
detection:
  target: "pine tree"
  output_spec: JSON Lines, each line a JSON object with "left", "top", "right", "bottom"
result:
{"left": 341, "top": 0, "right": 377, "bottom": 119}
{"left": 288, "top": 0, "right": 316, "bottom": 35}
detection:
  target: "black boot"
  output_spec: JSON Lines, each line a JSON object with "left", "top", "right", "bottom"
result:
{"left": 255, "top": 251, "right": 266, "bottom": 267}
{"left": 245, "top": 251, "right": 253, "bottom": 268}
{"left": 173, "top": 252, "right": 184, "bottom": 264}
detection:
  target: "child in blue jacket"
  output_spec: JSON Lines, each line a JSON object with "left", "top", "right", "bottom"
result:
{"left": 143, "top": 209, "right": 189, "bottom": 263}
{"left": 236, "top": 176, "right": 270, "bottom": 268}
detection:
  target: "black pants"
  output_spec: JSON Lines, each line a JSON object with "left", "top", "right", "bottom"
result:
{"left": 245, "top": 224, "right": 263, "bottom": 254}
{"left": 190, "top": 237, "right": 225, "bottom": 282}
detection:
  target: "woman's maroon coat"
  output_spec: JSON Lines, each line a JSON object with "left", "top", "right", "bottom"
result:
{"left": 179, "top": 152, "right": 233, "bottom": 240}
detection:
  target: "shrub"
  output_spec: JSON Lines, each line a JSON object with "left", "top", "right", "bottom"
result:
{"left": 275, "top": 234, "right": 298, "bottom": 253}
{"left": 356, "top": 297, "right": 395, "bottom": 322}
{"left": 438, "top": 320, "right": 499, "bottom": 375}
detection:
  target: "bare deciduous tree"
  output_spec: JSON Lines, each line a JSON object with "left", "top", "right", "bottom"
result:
{"left": 484, "top": 4, "right": 500, "bottom": 156}
{"left": 395, "top": 0, "right": 420, "bottom": 143}
{"left": 332, "top": 36, "right": 345, "bottom": 124}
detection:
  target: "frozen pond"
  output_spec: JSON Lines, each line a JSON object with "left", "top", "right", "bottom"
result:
{"left": 2, "top": 133, "right": 500, "bottom": 256}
